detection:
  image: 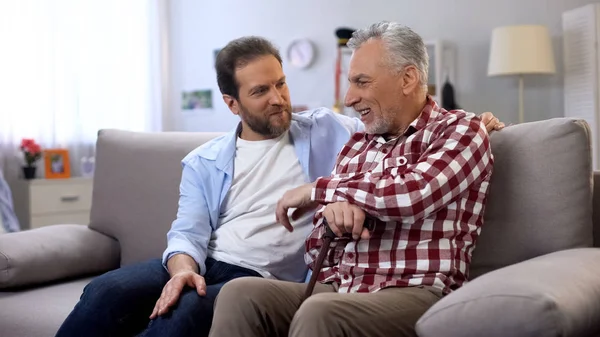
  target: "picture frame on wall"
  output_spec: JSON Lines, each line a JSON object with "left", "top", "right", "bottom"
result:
{"left": 43, "top": 148, "right": 71, "bottom": 179}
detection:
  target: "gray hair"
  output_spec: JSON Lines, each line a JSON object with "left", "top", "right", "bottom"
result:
{"left": 348, "top": 22, "right": 429, "bottom": 90}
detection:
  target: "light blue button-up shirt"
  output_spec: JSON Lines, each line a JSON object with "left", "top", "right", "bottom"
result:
{"left": 162, "top": 108, "right": 363, "bottom": 276}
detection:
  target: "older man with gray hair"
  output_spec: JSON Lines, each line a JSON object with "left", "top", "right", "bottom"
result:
{"left": 209, "top": 21, "right": 494, "bottom": 337}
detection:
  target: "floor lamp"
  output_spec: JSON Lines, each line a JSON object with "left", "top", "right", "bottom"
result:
{"left": 487, "top": 25, "right": 556, "bottom": 123}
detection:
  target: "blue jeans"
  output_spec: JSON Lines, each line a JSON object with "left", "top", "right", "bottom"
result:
{"left": 55, "top": 257, "right": 262, "bottom": 337}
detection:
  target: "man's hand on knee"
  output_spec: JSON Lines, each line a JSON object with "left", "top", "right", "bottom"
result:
{"left": 149, "top": 271, "right": 206, "bottom": 319}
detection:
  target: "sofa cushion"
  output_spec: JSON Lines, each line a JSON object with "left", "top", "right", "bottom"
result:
{"left": 469, "top": 118, "right": 594, "bottom": 279}
{"left": 0, "top": 225, "right": 119, "bottom": 289}
{"left": 89, "top": 129, "right": 224, "bottom": 266}
{"left": 416, "top": 248, "right": 600, "bottom": 337}
{"left": 0, "top": 277, "right": 93, "bottom": 337}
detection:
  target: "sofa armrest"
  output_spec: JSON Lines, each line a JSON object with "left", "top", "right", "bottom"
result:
{"left": 416, "top": 248, "right": 600, "bottom": 337}
{"left": 0, "top": 224, "right": 120, "bottom": 289}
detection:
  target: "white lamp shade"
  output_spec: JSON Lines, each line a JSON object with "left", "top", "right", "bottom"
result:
{"left": 488, "top": 25, "right": 556, "bottom": 76}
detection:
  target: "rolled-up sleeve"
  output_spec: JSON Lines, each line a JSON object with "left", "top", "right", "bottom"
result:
{"left": 161, "top": 160, "right": 212, "bottom": 275}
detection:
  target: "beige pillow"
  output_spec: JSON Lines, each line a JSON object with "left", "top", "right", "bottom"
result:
{"left": 0, "top": 225, "right": 119, "bottom": 289}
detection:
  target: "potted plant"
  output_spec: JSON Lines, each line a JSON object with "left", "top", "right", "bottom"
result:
{"left": 20, "top": 138, "right": 42, "bottom": 179}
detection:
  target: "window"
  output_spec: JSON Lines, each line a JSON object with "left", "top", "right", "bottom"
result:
{"left": 0, "top": 0, "right": 165, "bottom": 174}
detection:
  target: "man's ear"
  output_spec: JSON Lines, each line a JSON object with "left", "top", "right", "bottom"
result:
{"left": 222, "top": 95, "right": 240, "bottom": 115}
{"left": 401, "top": 65, "right": 421, "bottom": 95}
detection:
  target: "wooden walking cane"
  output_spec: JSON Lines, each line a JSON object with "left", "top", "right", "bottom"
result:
{"left": 302, "top": 218, "right": 373, "bottom": 302}
{"left": 302, "top": 221, "right": 337, "bottom": 302}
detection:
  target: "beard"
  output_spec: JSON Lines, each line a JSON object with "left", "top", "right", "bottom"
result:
{"left": 365, "top": 113, "right": 395, "bottom": 135}
{"left": 363, "top": 105, "right": 400, "bottom": 136}
{"left": 365, "top": 117, "right": 390, "bottom": 135}
{"left": 239, "top": 103, "right": 292, "bottom": 138}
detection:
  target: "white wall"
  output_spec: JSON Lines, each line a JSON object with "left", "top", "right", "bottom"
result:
{"left": 166, "top": 0, "right": 597, "bottom": 132}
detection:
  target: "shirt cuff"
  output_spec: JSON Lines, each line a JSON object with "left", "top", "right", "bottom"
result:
{"left": 162, "top": 243, "right": 206, "bottom": 276}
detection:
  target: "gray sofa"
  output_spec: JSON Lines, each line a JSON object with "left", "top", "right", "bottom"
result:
{"left": 1, "top": 118, "right": 599, "bottom": 337}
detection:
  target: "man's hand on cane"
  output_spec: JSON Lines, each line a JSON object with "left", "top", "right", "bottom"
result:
{"left": 275, "top": 183, "right": 369, "bottom": 240}
{"left": 322, "top": 202, "right": 369, "bottom": 240}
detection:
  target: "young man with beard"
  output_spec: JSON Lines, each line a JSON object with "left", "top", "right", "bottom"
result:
{"left": 209, "top": 22, "right": 495, "bottom": 337}
{"left": 55, "top": 36, "right": 503, "bottom": 337}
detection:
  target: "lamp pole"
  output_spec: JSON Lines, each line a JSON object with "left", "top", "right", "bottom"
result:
{"left": 518, "top": 75, "right": 524, "bottom": 124}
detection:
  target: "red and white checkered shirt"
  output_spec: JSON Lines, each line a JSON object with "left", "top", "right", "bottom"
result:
{"left": 305, "top": 97, "right": 494, "bottom": 295}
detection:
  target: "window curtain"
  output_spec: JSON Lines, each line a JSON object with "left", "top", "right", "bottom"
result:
{"left": 0, "top": 169, "right": 19, "bottom": 233}
{"left": 0, "top": 0, "right": 168, "bottom": 181}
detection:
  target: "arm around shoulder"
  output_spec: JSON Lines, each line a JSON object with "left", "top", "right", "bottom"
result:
{"left": 309, "top": 107, "right": 365, "bottom": 135}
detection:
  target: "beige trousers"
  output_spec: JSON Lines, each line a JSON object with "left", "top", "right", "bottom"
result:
{"left": 209, "top": 277, "right": 442, "bottom": 337}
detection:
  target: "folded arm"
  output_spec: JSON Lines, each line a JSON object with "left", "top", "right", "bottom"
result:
{"left": 312, "top": 115, "right": 493, "bottom": 223}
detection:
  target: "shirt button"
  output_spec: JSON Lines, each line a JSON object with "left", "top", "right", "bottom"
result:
{"left": 382, "top": 148, "right": 388, "bottom": 154}
{"left": 347, "top": 253, "right": 354, "bottom": 259}
{"left": 343, "top": 275, "right": 349, "bottom": 280}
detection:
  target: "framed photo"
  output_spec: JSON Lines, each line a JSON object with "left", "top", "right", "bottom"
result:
{"left": 43, "top": 148, "right": 71, "bottom": 179}
{"left": 181, "top": 89, "right": 213, "bottom": 110}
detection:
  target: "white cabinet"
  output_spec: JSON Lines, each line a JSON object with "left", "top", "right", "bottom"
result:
{"left": 12, "top": 177, "right": 93, "bottom": 230}
{"left": 563, "top": 4, "right": 600, "bottom": 169}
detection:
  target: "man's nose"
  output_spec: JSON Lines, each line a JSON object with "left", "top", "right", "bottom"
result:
{"left": 344, "top": 86, "right": 359, "bottom": 107}
{"left": 269, "top": 88, "right": 284, "bottom": 105}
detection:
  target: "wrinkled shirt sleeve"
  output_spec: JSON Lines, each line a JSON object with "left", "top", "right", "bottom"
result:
{"left": 161, "top": 160, "right": 213, "bottom": 275}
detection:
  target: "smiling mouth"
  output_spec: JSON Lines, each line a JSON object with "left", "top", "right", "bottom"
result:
{"left": 269, "top": 110, "right": 285, "bottom": 116}
{"left": 357, "top": 108, "right": 371, "bottom": 117}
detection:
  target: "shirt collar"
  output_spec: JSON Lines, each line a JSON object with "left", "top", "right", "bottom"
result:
{"left": 410, "top": 95, "right": 441, "bottom": 132}
{"left": 214, "top": 113, "right": 313, "bottom": 170}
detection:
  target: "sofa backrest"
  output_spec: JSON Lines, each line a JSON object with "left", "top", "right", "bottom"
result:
{"left": 89, "top": 129, "right": 225, "bottom": 266}
{"left": 469, "top": 118, "right": 595, "bottom": 279}
{"left": 89, "top": 118, "right": 597, "bottom": 272}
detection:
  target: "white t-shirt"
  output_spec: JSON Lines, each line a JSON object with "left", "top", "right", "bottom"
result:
{"left": 207, "top": 131, "right": 314, "bottom": 282}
